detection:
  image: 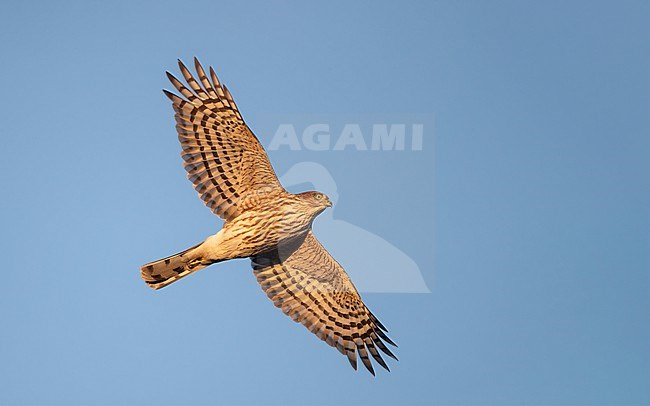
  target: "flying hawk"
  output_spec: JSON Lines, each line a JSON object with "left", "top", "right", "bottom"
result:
{"left": 141, "top": 59, "right": 398, "bottom": 375}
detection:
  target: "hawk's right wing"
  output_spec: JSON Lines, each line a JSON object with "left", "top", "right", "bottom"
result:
{"left": 164, "top": 58, "right": 284, "bottom": 221}
{"left": 251, "top": 231, "right": 398, "bottom": 375}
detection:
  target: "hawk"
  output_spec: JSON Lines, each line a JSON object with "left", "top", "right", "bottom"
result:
{"left": 141, "top": 59, "right": 398, "bottom": 375}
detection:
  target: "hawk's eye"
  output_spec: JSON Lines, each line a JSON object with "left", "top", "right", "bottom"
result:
{"left": 315, "top": 194, "right": 322, "bottom": 200}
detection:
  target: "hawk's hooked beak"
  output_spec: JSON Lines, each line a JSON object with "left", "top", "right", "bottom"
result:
{"left": 326, "top": 199, "right": 333, "bottom": 208}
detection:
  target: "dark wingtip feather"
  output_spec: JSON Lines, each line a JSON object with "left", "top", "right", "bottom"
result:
{"left": 365, "top": 341, "right": 390, "bottom": 372}
{"left": 362, "top": 357, "right": 375, "bottom": 376}
{"left": 370, "top": 313, "right": 389, "bottom": 332}
{"left": 372, "top": 355, "right": 390, "bottom": 372}
{"left": 162, "top": 89, "right": 176, "bottom": 101}
{"left": 209, "top": 66, "right": 222, "bottom": 85}
{"left": 165, "top": 71, "right": 178, "bottom": 83}
{"left": 347, "top": 354, "right": 358, "bottom": 371}
{"left": 375, "top": 327, "right": 398, "bottom": 347}
{"left": 357, "top": 342, "right": 376, "bottom": 375}
{"left": 374, "top": 336, "right": 399, "bottom": 361}
{"left": 177, "top": 59, "right": 188, "bottom": 71}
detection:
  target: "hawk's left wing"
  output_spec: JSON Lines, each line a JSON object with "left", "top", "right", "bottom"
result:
{"left": 164, "top": 58, "right": 284, "bottom": 221}
{"left": 251, "top": 231, "right": 398, "bottom": 375}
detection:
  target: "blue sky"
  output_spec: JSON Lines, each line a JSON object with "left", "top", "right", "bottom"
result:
{"left": 0, "top": 1, "right": 648, "bottom": 405}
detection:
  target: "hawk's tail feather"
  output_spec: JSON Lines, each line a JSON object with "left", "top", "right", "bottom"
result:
{"left": 141, "top": 242, "right": 210, "bottom": 290}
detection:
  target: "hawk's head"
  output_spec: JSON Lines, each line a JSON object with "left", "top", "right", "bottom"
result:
{"left": 298, "top": 191, "right": 333, "bottom": 212}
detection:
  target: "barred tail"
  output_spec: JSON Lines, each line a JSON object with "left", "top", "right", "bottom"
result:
{"left": 141, "top": 242, "right": 208, "bottom": 290}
